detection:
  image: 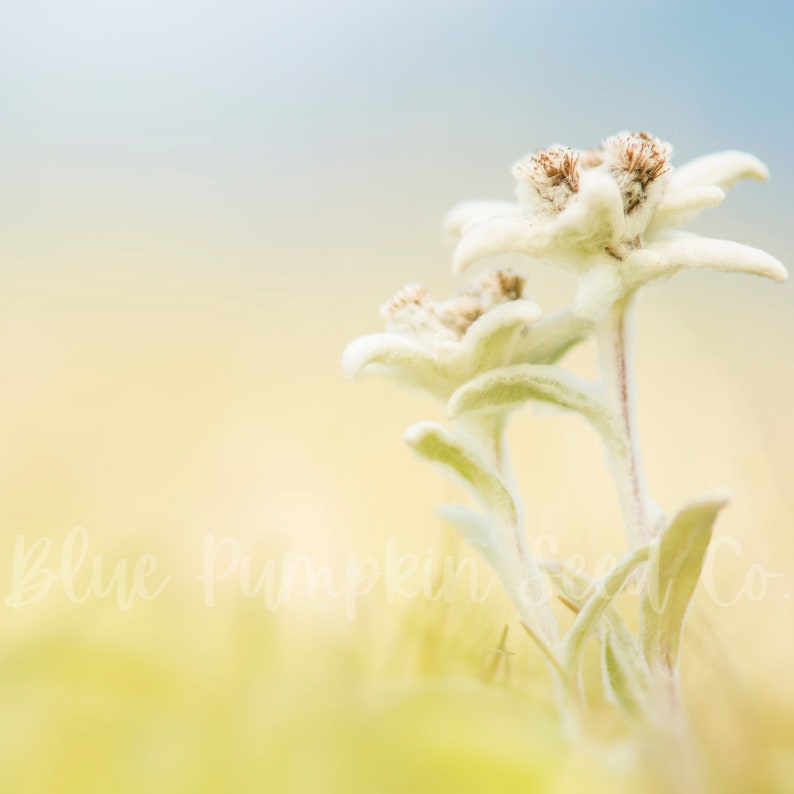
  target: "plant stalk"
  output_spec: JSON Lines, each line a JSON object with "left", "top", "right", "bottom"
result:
{"left": 595, "top": 294, "right": 660, "bottom": 548}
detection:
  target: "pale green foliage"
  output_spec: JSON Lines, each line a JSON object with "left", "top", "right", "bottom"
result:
{"left": 601, "top": 627, "right": 651, "bottom": 719}
{"left": 562, "top": 544, "right": 650, "bottom": 676}
{"left": 447, "top": 363, "right": 619, "bottom": 446}
{"left": 404, "top": 422, "right": 516, "bottom": 525}
{"left": 639, "top": 491, "right": 730, "bottom": 673}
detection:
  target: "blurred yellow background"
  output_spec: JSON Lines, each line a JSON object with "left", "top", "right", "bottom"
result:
{"left": 1, "top": 1, "right": 793, "bottom": 792}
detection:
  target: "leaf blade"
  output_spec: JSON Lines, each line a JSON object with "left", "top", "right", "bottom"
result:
{"left": 511, "top": 310, "right": 593, "bottom": 366}
{"left": 404, "top": 421, "right": 517, "bottom": 524}
{"left": 342, "top": 333, "right": 450, "bottom": 398}
{"left": 447, "top": 364, "right": 618, "bottom": 444}
{"left": 562, "top": 544, "right": 650, "bottom": 674}
{"left": 639, "top": 491, "right": 730, "bottom": 672}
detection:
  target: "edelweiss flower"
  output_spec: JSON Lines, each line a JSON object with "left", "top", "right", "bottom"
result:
{"left": 444, "top": 132, "right": 787, "bottom": 319}
{"left": 342, "top": 270, "right": 591, "bottom": 400}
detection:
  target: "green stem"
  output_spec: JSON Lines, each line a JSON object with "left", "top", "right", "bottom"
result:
{"left": 462, "top": 415, "right": 563, "bottom": 667}
{"left": 595, "top": 294, "right": 660, "bottom": 548}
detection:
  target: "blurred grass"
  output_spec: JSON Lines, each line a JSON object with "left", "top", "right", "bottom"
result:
{"left": 0, "top": 269, "right": 793, "bottom": 792}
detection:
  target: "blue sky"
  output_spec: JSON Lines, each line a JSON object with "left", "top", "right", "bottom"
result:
{"left": 1, "top": 1, "right": 791, "bottom": 298}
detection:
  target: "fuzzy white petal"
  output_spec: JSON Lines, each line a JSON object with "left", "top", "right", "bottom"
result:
{"left": 341, "top": 333, "right": 449, "bottom": 397}
{"left": 635, "top": 232, "right": 788, "bottom": 283}
{"left": 451, "top": 170, "right": 625, "bottom": 274}
{"left": 511, "top": 310, "right": 593, "bottom": 366}
{"left": 669, "top": 150, "right": 768, "bottom": 192}
{"left": 455, "top": 299, "right": 542, "bottom": 372}
{"left": 647, "top": 185, "right": 725, "bottom": 235}
{"left": 451, "top": 215, "right": 551, "bottom": 274}
{"left": 545, "top": 169, "right": 625, "bottom": 256}
{"left": 572, "top": 264, "right": 624, "bottom": 320}
{"left": 442, "top": 201, "right": 520, "bottom": 244}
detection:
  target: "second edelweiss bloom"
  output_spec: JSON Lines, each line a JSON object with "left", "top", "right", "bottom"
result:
{"left": 444, "top": 131, "right": 787, "bottom": 319}
{"left": 342, "top": 270, "right": 590, "bottom": 400}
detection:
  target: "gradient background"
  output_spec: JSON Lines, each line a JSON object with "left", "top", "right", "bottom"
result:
{"left": 1, "top": 1, "right": 793, "bottom": 792}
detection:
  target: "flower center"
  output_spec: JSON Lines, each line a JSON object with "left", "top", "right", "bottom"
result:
{"left": 513, "top": 146, "right": 581, "bottom": 213}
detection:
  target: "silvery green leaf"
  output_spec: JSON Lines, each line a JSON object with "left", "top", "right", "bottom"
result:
{"left": 341, "top": 333, "right": 450, "bottom": 398}
{"left": 668, "top": 150, "right": 768, "bottom": 192}
{"left": 647, "top": 185, "right": 725, "bottom": 234}
{"left": 442, "top": 201, "right": 519, "bottom": 244}
{"left": 447, "top": 364, "right": 618, "bottom": 445}
{"left": 437, "top": 504, "right": 499, "bottom": 567}
{"left": 543, "top": 557, "right": 651, "bottom": 708}
{"left": 601, "top": 626, "right": 651, "bottom": 718}
{"left": 453, "top": 299, "right": 542, "bottom": 373}
{"left": 633, "top": 232, "right": 787, "bottom": 284}
{"left": 511, "top": 310, "right": 592, "bottom": 366}
{"left": 404, "top": 421, "right": 517, "bottom": 524}
{"left": 561, "top": 544, "right": 650, "bottom": 675}
{"left": 640, "top": 490, "right": 730, "bottom": 673}
{"left": 541, "top": 560, "right": 635, "bottom": 650}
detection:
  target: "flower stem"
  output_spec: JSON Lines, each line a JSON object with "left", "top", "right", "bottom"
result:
{"left": 477, "top": 415, "right": 561, "bottom": 653}
{"left": 596, "top": 294, "right": 660, "bottom": 548}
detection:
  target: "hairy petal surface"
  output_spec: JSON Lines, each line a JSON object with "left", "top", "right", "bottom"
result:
{"left": 628, "top": 232, "right": 788, "bottom": 284}
{"left": 511, "top": 310, "right": 593, "bottom": 366}
{"left": 647, "top": 185, "right": 725, "bottom": 234}
{"left": 573, "top": 263, "right": 624, "bottom": 320}
{"left": 454, "top": 299, "right": 542, "bottom": 373}
{"left": 341, "top": 333, "right": 450, "bottom": 397}
{"left": 442, "top": 200, "right": 520, "bottom": 244}
{"left": 452, "top": 215, "right": 551, "bottom": 274}
{"left": 669, "top": 150, "right": 769, "bottom": 192}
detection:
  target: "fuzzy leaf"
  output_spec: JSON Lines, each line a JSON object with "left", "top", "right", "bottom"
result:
{"left": 601, "top": 626, "right": 651, "bottom": 718}
{"left": 447, "top": 364, "right": 617, "bottom": 444}
{"left": 342, "top": 333, "right": 450, "bottom": 397}
{"left": 562, "top": 544, "right": 650, "bottom": 675}
{"left": 632, "top": 232, "right": 787, "bottom": 284}
{"left": 442, "top": 201, "right": 519, "bottom": 243}
{"left": 455, "top": 300, "right": 542, "bottom": 373}
{"left": 572, "top": 264, "right": 624, "bottom": 320}
{"left": 541, "top": 560, "right": 635, "bottom": 650}
{"left": 544, "top": 169, "right": 626, "bottom": 256}
{"left": 451, "top": 170, "right": 625, "bottom": 274}
{"left": 511, "top": 310, "right": 592, "bottom": 366}
{"left": 640, "top": 491, "right": 729, "bottom": 673}
{"left": 451, "top": 215, "right": 549, "bottom": 274}
{"left": 648, "top": 185, "right": 725, "bottom": 234}
{"left": 669, "top": 150, "right": 768, "bottom": 192}
{"left": 404, "top": 422, "right": 517, "bottom": 524}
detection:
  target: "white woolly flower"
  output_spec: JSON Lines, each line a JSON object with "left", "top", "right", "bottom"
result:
{"left": 342, "top": 271, "right": 591, "bottom": 401}
{"left": 444, "top": 132, "right": 787, "bottom": 319}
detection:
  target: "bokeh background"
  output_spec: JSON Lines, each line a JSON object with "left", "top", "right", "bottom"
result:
{"left": 1, "top": 1, "right": 792, "bottom": 791}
